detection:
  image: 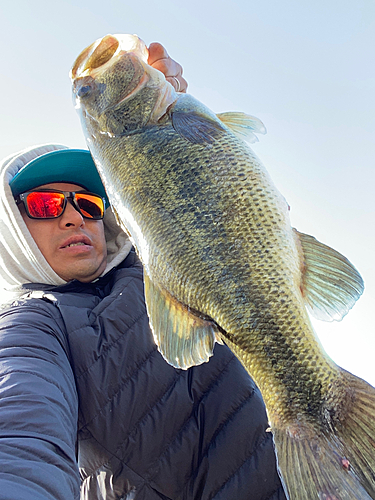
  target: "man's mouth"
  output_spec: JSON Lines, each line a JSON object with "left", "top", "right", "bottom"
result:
{"left": 60, "top": 236, "right": 93, "bottom": 249}
{"left": 66, "top": 242, "right": 86, "bottom": 247}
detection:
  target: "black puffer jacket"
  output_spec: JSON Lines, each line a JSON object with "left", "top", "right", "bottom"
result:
{"left": 0, "top": 250, "right": 286, "bottom": 500}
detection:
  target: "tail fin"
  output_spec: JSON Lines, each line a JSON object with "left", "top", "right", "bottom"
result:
{"left": 273, "top": 371, "right": 375, "bottom": 500}
{"left": 336, "top": 371, "right": 375, "bottom": 497}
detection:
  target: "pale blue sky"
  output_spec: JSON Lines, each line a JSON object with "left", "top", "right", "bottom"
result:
{"left": 0, "top": 0, "right": 374, "bottom": 385}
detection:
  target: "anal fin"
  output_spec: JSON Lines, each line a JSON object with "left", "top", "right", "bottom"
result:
{"left": 143, "top": 272, "right": 219, "bottom": 369}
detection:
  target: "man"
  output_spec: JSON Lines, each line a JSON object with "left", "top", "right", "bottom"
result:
{"left": 0, "top": 44, "right": 286, "bottom": 500}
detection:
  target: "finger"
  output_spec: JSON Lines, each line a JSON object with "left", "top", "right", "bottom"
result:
{"left": 166, "top": 75, "right": 188, "bottom": 93}
{"left": 151, "top": 56, "right": 181, "bottom": 74}
{"left": 151, "top": 59, "right": 188, "bottom": 92}
{"left": 147, "top": 42, "right": 169, "bottom": 66}
{"left": 147, "top": 42, "right": 188, "bottom": 93}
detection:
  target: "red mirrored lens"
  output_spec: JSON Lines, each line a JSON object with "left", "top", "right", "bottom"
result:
{"left": 75, "top": 193, "right": 104, "bottom": 219}
{"left": 26, "top": 192, "right": 65, "bottom": 218}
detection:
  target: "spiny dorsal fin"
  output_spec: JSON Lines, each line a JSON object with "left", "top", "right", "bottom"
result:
{"left": 216, "top": 111, "right": 266, "bottom": 143}
{"left": 143, "top": 272, "right": 221, "bottom": 369}
{"left": 295, "top": 229, "right": 364, "bottom": 321}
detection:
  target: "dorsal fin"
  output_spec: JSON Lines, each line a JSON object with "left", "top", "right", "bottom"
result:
{"left": 295, "top": 229, "right": 364, "bottom": 321}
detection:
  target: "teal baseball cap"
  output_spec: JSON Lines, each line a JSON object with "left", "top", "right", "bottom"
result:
{"left": 10, "top": 149, "right": 110, "bottom": 207}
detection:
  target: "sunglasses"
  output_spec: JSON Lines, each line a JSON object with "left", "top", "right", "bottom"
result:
{"left": 15, "top": 190, "right": 106, "bottom": 220}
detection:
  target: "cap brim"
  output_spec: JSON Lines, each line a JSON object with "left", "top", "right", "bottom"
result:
{"left": 10, "top": 149, "right": 110, "bottom": 207}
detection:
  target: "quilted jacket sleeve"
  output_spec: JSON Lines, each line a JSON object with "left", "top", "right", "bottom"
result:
{"left": 0, "top": 298, "right": 80, "bottom": 500}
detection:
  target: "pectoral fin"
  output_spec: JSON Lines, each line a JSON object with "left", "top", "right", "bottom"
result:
{"left": 295, "top": 229, "right": 364, "bottom": 321}
{"left": 143, "top": 272, "right": 220, "bottom": 369}
{"left": 216, "top": 111, "right": 267, "bottom": 143}
{"left": 171, "top": 111, "right": 226, "bottom": 144}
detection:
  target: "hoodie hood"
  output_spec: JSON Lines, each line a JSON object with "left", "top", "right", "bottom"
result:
{"left": 0, "top": 144, "right": 132, "bottom": 292}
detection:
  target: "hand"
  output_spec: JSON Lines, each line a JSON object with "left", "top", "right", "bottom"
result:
{"left": 148, "top": 43, "right": 188, "bottom": 93}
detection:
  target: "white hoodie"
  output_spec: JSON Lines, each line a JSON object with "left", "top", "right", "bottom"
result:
{"left": 0, "top": 144, "right": 132, "bottom": 294}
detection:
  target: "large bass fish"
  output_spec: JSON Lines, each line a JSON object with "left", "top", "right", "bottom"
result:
{"left": 71, "top": 34, "right": 375, "bottom": 499}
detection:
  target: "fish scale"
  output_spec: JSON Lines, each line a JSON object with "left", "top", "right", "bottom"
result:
{"left": 71, "top": 34, "right": 375, "bottom": 499}
{"left": 92, "top": 110, "right": 339, "bottom": 436}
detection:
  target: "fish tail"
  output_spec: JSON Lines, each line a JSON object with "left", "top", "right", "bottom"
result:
{"left": 336, "top": 370, "right": 375, "bottom": 497}
{"left": 273, "top": 370, "right": 375, "bottom": 500}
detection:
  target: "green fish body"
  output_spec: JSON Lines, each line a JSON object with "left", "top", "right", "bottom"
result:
{"left": 71, "top": 34, "right": 375, "bottom": 499}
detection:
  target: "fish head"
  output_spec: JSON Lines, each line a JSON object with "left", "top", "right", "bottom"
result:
{"left": 70, "top": 34, "right": 177, "bottom": 137}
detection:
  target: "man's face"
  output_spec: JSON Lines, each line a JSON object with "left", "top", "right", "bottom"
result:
{"left": 19, "top": 182, "right": 108, "bottom": 283}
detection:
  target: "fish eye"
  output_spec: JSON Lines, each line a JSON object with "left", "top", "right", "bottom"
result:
{"left": 77, "top": 85, "right": 92, "bottom": 98}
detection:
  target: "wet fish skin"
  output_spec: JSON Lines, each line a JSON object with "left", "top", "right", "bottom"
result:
{"left": 71, "top": 34, "right": 375, "bottom": 499}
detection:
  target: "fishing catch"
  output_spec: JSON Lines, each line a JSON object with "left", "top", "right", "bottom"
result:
{"left": 71, "top": 34, "right": 375, "bottom": 499}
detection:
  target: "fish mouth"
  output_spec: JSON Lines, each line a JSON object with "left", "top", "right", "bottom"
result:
{"left": 70, "top": 34, "right": 148, "bottom": 80}
{"left": 71, "top": 34, "right": 150, "bottom": 118}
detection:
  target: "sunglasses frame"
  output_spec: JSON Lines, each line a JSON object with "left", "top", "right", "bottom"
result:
{"left": 15, "top": 189, "right": 106, "bottom": 220}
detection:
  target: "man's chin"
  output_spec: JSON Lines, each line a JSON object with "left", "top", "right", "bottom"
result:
{"left": 55, "top": 258, "right": 107, "bottom": 283}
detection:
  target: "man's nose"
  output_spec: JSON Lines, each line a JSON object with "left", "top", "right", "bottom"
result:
{"left": 59, "top": 199, "right": 84, "bottom": 227}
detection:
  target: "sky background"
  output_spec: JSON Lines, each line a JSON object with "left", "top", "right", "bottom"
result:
{"left": 0, "top": 0, "right": 374, "bottom": 385}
